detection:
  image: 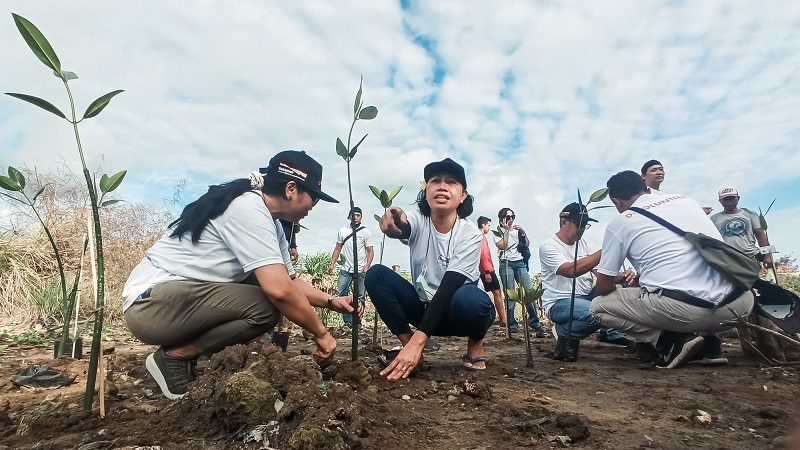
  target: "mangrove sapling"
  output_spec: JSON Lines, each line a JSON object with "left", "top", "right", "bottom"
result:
{"left": 369, "top": 185, "right": 403, "bottom": 343}
{"left": 335, "top": 77, "right": 378, "bottom": 361}
{"left": 506, "top": 279, "right": 544, "bottom": 368}
{"left": 565, "top": 188, "right": 609, "bottom": 339}
{"left": 7, "top": 13, "right": 126, "bottom": 410}
{"left": 757, "top": 198, "right": 779, "bottom": 284}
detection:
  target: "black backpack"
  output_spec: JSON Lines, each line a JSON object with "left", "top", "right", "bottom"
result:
{"left": 517, "top": 230, "right": 531, "bottom": 271}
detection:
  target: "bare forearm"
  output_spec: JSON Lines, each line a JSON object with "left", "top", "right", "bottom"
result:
{"left": 556, "top": 251, "right": 601, "bottom": 278}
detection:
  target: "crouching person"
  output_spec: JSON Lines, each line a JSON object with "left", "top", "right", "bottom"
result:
{"left": 365, "top": 158, "right": 495, "bottom": 380}
{"left": 539, "top": 202, "right": 632, "bottom": 362}
{"left": 122, "top": 151, "right": 358, "bottom": 399}
{"left": 590, "top": 171, "right": 754, "bottom": 368}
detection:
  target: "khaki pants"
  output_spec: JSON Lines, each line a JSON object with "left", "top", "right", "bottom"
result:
{"left": 589, "top": 287, "right": 754, "bottom": 345}
{"left": 124, "top": 280, "right": 281, "bottom": 355}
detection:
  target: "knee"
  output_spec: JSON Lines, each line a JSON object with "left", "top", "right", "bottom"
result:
{"left": 365, "top": 264, "right": 390, "bottom": 288}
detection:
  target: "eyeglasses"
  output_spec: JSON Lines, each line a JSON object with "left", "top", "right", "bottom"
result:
{"left": 505, "top": 214, "right": 515, "bottom": 219}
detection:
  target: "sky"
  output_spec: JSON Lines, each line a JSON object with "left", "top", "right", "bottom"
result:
{"left": 2, "top": 1, "right": 800, "bottom": 274}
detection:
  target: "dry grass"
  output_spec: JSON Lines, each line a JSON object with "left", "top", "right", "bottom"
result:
{"left": 0, "top": 167, "right": 171, "bottom": 332}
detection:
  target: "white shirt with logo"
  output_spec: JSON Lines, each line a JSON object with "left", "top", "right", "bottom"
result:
{"left": 539, "top": 235, "right": 597, "bottom": 315}
{"left": 336, "top": 225, "right": 373, "bottom": 273}
{"left": 596, "top": 193, "right": 734, "bottom": 302}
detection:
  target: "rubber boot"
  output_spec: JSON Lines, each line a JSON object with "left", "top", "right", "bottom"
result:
{"left": 563, "top": 337, "right": 580, "bottom": 362}
{"left": 553, "top": 336, "right": 568, "bottom": 360}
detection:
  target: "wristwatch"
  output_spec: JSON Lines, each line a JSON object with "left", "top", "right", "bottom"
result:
{"left": 327, "top": 296, "right": 335, "bottom": 308}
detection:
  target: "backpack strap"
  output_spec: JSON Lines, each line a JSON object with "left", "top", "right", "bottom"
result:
{"left": 629, "top": 207, "right": 687, "bottom": 237}
{"left": 341, "top": 226, "right": 366, "bottom": 244}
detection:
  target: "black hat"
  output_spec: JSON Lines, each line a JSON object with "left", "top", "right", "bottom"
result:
{"left": 559, "top": 202, "right": 597, "bottom": 227}
{"left": 641, "top": 159, "right": 662, "bottom": 175}
{"left": 423, "top": 158, "right": 467, "bottom": 189}
{"left": 260, "top": 150, "right": 338, "bottom": 203}
{"left": 347, "top": 206, "right": 362, "bottom": 219}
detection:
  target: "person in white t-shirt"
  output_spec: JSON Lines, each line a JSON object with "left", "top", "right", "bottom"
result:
{"left": 590, "top": 171, "right": 754, "bottom": 369}
{"left": 122, "top": 151, "right": 360, "bottom": 399}
{"left": 328, "top": 206, "right": 374, "bottom": 326}
{"left": 539, "top": 203, "right": 632, "bottom": 362}
{"left": 365, "top": 158, "right": 494, "bottom": 380}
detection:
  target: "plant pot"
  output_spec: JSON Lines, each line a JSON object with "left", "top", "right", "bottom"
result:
{"left": 53, "top": 338, "right": 83, "bottom": 359}
{"left": 270, "top": 332, "right": 289, "bottom": 352}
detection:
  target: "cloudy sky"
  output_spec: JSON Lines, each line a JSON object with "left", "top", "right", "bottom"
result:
{"left": 3, "top": 1, "right": 799, "bottom": 273}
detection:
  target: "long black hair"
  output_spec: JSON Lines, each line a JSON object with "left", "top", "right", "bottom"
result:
{"left": 415, "top": 189, "right": 474, "bottom": 219}
{"left": 169, "top": 178, "right": 294, "bottom": 243}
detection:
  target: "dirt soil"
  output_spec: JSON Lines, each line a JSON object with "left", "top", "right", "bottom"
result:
{"left": 1, "top": 324, "right": 798, "bottom": 450}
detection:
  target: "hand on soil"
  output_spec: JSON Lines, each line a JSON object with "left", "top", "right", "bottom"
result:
{"left": 313, "top": 332, "right": 337, "bottom": 361}
{"left": 381, "top": 342, "right": 423, "bottom": 381}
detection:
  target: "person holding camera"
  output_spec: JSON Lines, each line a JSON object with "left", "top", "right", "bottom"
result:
{"left": 496, "top": 208, "right": 545, "bottom": 336}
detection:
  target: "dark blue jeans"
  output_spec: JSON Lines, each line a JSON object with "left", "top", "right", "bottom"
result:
{"left": 498, "top": 259, "right": 541, "bottom": 330}
{"left": 365, "top": 265, "right": 495, "bottom": 341}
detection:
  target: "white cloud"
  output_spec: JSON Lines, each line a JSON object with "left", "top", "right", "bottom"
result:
{"left": 2, "top": 0, "right": 799, "bottom": 273}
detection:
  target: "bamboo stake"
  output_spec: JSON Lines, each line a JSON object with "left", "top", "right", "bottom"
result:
{"left": 72, "top": 234, "right": 87, "bottom": 357}
{"left": 86, "top": 212, "right": 98, "bottom": 303}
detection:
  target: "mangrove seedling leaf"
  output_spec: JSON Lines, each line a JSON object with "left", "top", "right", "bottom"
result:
{"left": 358, "top": 106, "right": 378, "bottom": 120}
{"left": 0, "top": 175, "right": 21, "bottom": 192}
{"left": 759, "top": 212, "right": 768, "bottom": 232}
{"left": 506, "top": 289, "right": 519, "bottom": 302}
{"left": 83, "top": 89, "right": 124, "bottom": 119}
{"left": 369, "top": 185, "right": 382, "bottom": 199}
{"left": 6, "top": 93, "right": 66, "bottom": 119}
{"left": 99, "top": 170, "right": 126, "bottom": 194}
{"left": 380, "top": 190, "right": 389, "bottom": 207}
{"left": 588, "top": 187, "right": 609, "bottom": 204}
{"left": 12, "top": 13, "right": 61, "bottom": 72}
{"left": 354, "top": 78, "right": 363, "bottom": 115}
{"left": 101, "top": 199, "right": 122, "bottom": 207}
{"left": 349, "top": 133, "right": 368, "bottom": 159}
{"left": 374, "top": 214, "right": 381, "bottom": 222}
{"left": 53, "top": 70, "right": 78, "bottom": 81}
{"left": 388, "top": 186, "right": 403, "bottom": 201}
{"left": 336, "top": 138, "right": 348, "bottom": 158}
{"left": 7, "top": 166, "right": 25, "bottom": 189}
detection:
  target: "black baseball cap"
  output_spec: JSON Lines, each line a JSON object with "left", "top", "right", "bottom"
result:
{"left": 559, "top": 202, "right": 597, "bottom": 227}
{"left": 260, "top": 150, "right": 338, "bottom": 203}
{"left": 347, "top": 206, "right": 362, "bottom": 219}
{"left": 423, "top": 157, "right": 467, "bottom": 188}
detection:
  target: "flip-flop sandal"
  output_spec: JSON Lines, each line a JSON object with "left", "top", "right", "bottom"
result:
{"left": 462, "top": 354, "right": 487, "bottom": 371}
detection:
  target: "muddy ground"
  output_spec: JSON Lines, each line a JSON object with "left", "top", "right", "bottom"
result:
{"left": 1, "top": 323, "right": 798, "bottom": 450}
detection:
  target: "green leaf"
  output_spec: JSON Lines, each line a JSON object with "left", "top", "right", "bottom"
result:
{"left": 7, "top": 166, "right": 25, "bottom": 189}
{"left": 388, "top": 185, "right": 403, "bottom": 201}
{"left": 83, "top": 89, "right": 124, "bottom": 119}
{"left": 101, "top": 199, "right": 122, "bottom": 207}
{"left": 358, "top": 106, "right": 378, "bottom": 120}
{"left": 759, "top": 213, "right": 768, "bottom": 231}
{"left": 0, "top": 175, "right": 21, "bottom": 192}
{"left": 369, "top": 185, "right": 382, "bottom": 199}
{"left": 506, "top": 289, "right": 519, "bottom": 301}
{"left": 354, "top": 77, "right": 363, "bottom": 115}
{"left": 380, "top": 190, "right": 389, "bottom": 207}
{"left": 99, "top": 170, "right": 126, "bottom": 194}
{"left": 53, "top": 70, "right": 78, "bottom": 81}
{"left": 32, "top": 186, "right": 45, "bottom": 202}
{"left": 349, "top": 133, "right": 368, "bottom": 159}
{"left": 374, "top": 214, "right": 381, "bottom": 222}
{"left": 763, "top": 198, "right": 776, "bottom": 216}
{"left": 577, "top": 188, "right": 583, "bottom": 206}
{"left": 336, "top": 138, "right": 348, "bottom": 159}
{"left": 5, "top": 93, "right": 66, "bottom": 119}
{"left": 588, "top": 187, "right": 609, "bottom": 204}
{"left": 12, "top": 14, "right": 61, "bottom": 72}
{"left": 491, "top": 230, "right": 503, "bottom": 238}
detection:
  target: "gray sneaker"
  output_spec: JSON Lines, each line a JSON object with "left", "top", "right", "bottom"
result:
{"left": 145, "top": 347, "right": 197, "bottom": 400}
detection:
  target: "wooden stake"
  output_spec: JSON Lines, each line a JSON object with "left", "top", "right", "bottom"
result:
{"left": 73, "top": 234, "right": 87, "bottom": 356}
{"left": 86, "top": 212, "right": 98, "bottom": 305}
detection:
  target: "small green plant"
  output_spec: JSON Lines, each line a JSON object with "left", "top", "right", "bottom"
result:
{"left": 369, "top": 184, "right": 402, "bottom": 342}
{"left": 8, "top": 329, "right": 49, "bottom": 346}
{"left": 506, "top": 277, "right": 544, "bottom": 368}
{"left": 7, "top": 13, "right": 125, "bottom": 410}
{"left": 335, "top": 77, "right": 378, "bottom": 360}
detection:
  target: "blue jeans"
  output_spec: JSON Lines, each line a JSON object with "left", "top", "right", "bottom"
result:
{"left": 498, "top": 259, "right": 541, "bottom": 330}
{"left": 548, "top": 295, "right": 626, "bottom": 340}
{"left": 338, "top": 270, "right": 365, "bottom": 325}
{"left": 364, "top": 265, "right": 495, "bottom": 341}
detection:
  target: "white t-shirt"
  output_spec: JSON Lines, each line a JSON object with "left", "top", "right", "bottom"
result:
{"left": 406, "top": 210, "right": 481, "bottom": 303}
{"left": 499, "top": 228, "right": 524, "bottom": 262}
{"left": 122, "top": 191, "right": 294, "bottom": 311}
{"left": 336, "top": 224, "right": 373, "bottom": 272}
{"left": 539, "top": 235, "right": 597, "bottom": 315}
{"left": 596, "top": 193, "right": 734, "bottom": 303}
